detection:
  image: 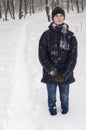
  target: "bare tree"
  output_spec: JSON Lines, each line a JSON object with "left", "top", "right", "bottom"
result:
{"left": 51, "top": 0, "right": 54, "bottom": 10}
{"left": 19, "top": 0, "right": 23, "bottom": 19}
{"left": 0, "top": 0, "right": 2, "bottom": 18}
{"left": 55, "top": 0, "right": 59, "bottom": 7}
{"left": 3, "top": 0, "right": 7, "bottom": 20}
{"left": 45, "top": 0, "right": 50, "bottom": 22}
{"left": 24, "top": 0, "right": 28, "bottom": 17}
{"left": 81, "top": 0, "right": 84, "bottom": 12}
{"left": 40, "top": 0, "right": 43, "bottom": 12}
{"left": 67, "top": 0, "right": 70, "bottom": 13}
{"left": 10, "top": 0, "right": 15, "bottom": 19}
{"left": 29, "top": 0, "right": 32, "bottom": 15}
{"left": 76, "top": 0, "right": 79, "bottom": 13}
{"left": 3, "top": 0, "right": 12, "bottom": 21}
{"left": 32, "top": 0, "right": 35, "bottom": 14}
{"left": 71, "top": 0, "right": 74, "bottom": 11}
{"left": 62, "top": 0, "right": 64, "bottom": 8}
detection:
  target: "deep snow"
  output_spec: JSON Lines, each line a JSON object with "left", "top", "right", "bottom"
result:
{"left": 0, "top": 11, "right": 86, "bottom": 130}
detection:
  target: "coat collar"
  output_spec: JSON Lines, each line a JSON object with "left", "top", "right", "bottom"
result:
{"left": 48, "top": 22, "right": 69, "bottom": 33}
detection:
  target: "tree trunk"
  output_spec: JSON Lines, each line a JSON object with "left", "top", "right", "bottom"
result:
{"left": 76, "top": 0, "right": 79, "bottom": 13}
{"left": 3, "top": 0, "right": 8, "bottom": 21}
{"left": 7, "top": 0, "right": 13, "bottom": 18}
{"left": 71, "top": 0, "right": 74, "bottom": 11}
{"left": 10, "top": 0, "right": 15, "bottom": 19}
{"left": 32, "top": 0, "right": 35, "bottom": 14}
{"left": 19, "top": 0, "right": 23, "bottom": 19}
{"left": 40, "top": 0, "right": 43, "bottom": 12}
{"left": 62, "top": 0, "right": 64, "bottom": 8}
{"left": 67, "top": 0, "right": 70, "bottom": 13}
{"left": 81, "top": 0, "right": 84, "bottom": 12}
{"left": 55, "top": 0, "right": 59, "bottom": 7}
{"left": 29, "top": 0, "right": 32, "bottom": 15}
{"left": 52, "top": 0, "right": 54, "bottom": 10}
{"left": 0, "top": 1, "right": 2, "bottom": 18}
{"left": 45, "top": 0, "right": 50, "bottom": 22}
{"left": 24, "top": 0, "right": 28, "bottom": 17}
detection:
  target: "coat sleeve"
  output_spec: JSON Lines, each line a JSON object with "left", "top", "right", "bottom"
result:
{"left": 38, "top": 32, "right": 55, "bottom": 74}
{"left": 63, "top": 34, "right": 78, "bottom": 79}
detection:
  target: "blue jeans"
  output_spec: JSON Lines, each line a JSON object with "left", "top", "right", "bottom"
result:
{"left": 46, "top": 83, "right": 69, "bottom": 111}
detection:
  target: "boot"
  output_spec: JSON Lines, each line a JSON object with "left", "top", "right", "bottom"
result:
{"left": 49, "top": 106, "right": 57, "bottom": 116}
{"left": 61, "top": 109, "right": 68, "bottom": 114}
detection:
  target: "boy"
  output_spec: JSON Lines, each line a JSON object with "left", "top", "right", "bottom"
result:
{"left": 38, "top": 7, "right": 78, "bottom": 115}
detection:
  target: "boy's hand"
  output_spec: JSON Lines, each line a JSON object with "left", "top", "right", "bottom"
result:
{"left": 54, "top": 74, "right": 65, "bottom": 83}
{"left": 49, "top": 68, "right": 58, "bottom": 77}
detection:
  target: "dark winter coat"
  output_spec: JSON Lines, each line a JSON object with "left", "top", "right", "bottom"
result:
{"left": 38, "top": 22, "right": 78, "bottom": 85}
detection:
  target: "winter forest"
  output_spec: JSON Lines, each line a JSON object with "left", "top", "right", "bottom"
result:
{"left": 0, "top": 0, "right": 85, "bottom": 21}
{"left": 0, "top": 0, "right": 86, "bottom": 130}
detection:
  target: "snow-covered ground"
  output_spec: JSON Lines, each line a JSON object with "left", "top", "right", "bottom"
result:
{"left": 0, "top": 11, "right": 86, "bottom": 130}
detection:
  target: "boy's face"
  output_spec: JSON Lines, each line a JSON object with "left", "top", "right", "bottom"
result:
{"left": 53, "top": 13, "right": 64, "bottom": 25}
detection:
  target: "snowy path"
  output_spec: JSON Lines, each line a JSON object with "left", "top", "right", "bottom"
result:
{"left": 0, "top": 21, "right": 22, "bottom": 130}
{"left": 0, "top": 12, "right": 86, "bottom": 130}
{"left": 7, "top": 15, "right": 49, "bottom": 130}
